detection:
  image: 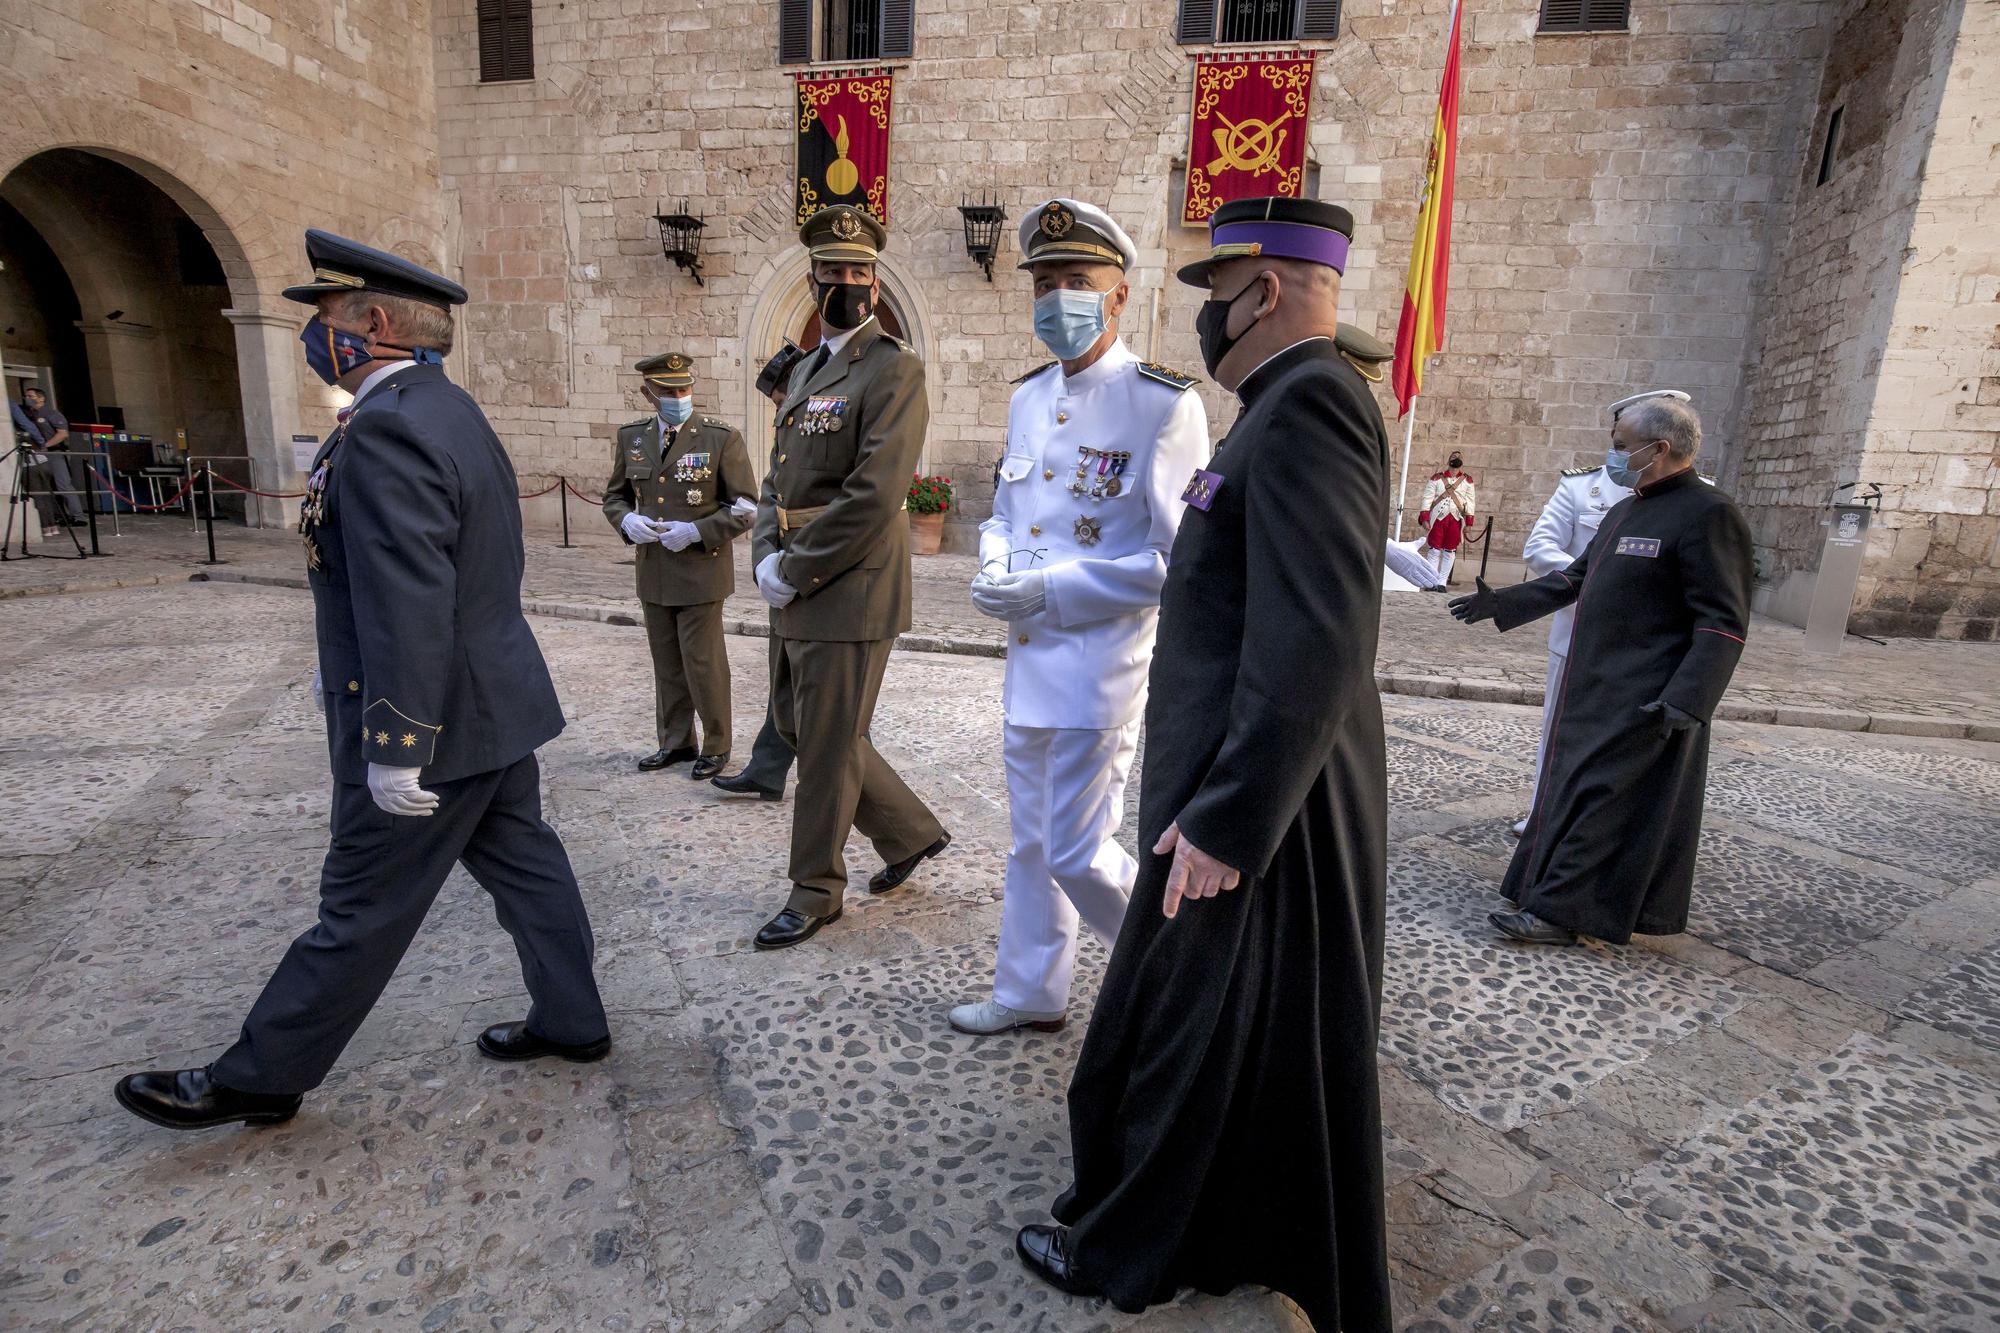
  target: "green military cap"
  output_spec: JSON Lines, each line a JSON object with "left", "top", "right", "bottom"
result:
{"left": 635, "top": 351, "right": 695, "bottom": 389}
{"left": 800, "top": 205, "right": 886, "bottom": 264}
{"left": 1335, "top": 323, "right": 1392, "bottom": 382}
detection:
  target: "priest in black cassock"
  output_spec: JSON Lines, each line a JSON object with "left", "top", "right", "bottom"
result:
{"left": 1014, "top": 197, "right": 1394, "bottom": 1333}
{"left": 1451, "top": 391, "right": 1754, "bottom": 946}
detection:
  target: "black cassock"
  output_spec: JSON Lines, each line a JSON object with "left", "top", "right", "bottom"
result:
{"left": 1054, "top": 339, "right": 1393, "bottom": 1333}
{"left": 1494, "top": 467, "right": 1754, "bottom": 942}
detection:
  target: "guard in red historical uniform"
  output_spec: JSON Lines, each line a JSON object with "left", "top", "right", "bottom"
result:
{"left": 1417, "top": 451, "right": 1475, "bottom": 584}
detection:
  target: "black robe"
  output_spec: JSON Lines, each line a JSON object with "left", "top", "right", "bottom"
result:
{"left": 1054, "top": 339, "right": 1393, "bottom": 1333}
{"left": 1496, "top": 467, "right": 1754, "bottom": 942}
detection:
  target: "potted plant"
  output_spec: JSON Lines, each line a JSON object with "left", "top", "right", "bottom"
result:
{"left": 906, "top": 473, "right": 952, "bottom": 556}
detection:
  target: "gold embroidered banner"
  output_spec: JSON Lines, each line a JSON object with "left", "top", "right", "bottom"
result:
{"left": 796, "top": 70, "right": 893, "bottom": 226}
{"left": 1182, "top": 53, "right": 1316, "bottom": 226}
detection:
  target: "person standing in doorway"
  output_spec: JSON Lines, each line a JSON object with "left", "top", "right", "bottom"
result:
{"left": 747, "top": 205, "right": 950, "bottom": 950}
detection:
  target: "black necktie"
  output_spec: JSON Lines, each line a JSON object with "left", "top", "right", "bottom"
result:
{"left": 806, "top": 344, "right": 831, "bottom": 382}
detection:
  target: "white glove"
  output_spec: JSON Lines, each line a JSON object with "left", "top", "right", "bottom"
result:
{"left": 659, "top": 520, "right": 700, "bottom": 552}
{"left": 367, "top": 763, "right": 439, "bottom": 817}
{"left": 755, "top": 552, "right": 797, "bottom": 608}
{"left": 310, "top": 667, "right": 325, "bottom": 715}
{"left": 620, "top": 512, "right": 666, "bottom": 545}
{"left": 969, "top": 569, "right": 1046, "bottom": 621}
{"left": 1384, "top": 538, "right": 1446, "bottom": 590}
{"left": 730, "top": 496, "right": 757, "bottom": 519}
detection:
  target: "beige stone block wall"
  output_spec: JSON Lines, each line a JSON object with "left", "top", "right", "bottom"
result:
{"left": 433, "top": 0, "right": 1833, "bottom": 554}
{"left": 0, "top": 0, "right": 447, "bottom": 505}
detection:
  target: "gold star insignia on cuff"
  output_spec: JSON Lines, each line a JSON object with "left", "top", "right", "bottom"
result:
{"left": 401, "top": 733, "right": 417, "bottom": 747}
{"left": 374, "top": 730, "right": 390, "bottom": 746}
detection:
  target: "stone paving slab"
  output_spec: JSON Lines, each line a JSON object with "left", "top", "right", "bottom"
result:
{"left": 3, "top": 582, "right": 2000, "bottom": 1332}
{"left": 6, "top": 515, "right": 1999, "bottom": 738}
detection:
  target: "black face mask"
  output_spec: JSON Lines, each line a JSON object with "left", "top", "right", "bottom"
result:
{"left": 1448, "top": 455, "right": 1463, "bottom": 470}
{"left": 1195, "top": 275, "right": 1266, "bottom": 378}
{"left": 817, "top": 280, "right": 875, "bottom": 331}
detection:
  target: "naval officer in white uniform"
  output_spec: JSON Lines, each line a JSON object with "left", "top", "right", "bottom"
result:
{"left": 1509, "top": 393, "right": 1673, "bottom": 836}
{"left": 951, "top": 199, "right": 1209, "bottom": 1036}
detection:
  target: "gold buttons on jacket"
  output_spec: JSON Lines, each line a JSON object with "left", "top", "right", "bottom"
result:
{"left": 1043, "top": 469, "right": 1054, "bottom": 480}
{"left": 1018, "top": 634, "right": 1030, "bottom": 644}
{"left": 1056, "top": 413, "right": 1069, "bottom": 424}
{"left": 1030, "top": 525, "right": 1041, "bottom": 536}
{"left": 785, "top": 415, "right": 795, "bottom": 427}
{"left": 347, "top": 680, "right": 359, "bottom": 692}
{"left": 778, "top": 454, "right": 787, "bottom": 463}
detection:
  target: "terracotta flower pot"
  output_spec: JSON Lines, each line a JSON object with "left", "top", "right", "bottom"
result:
{"left": 910, "top": 509, "right": 945, "bottom": 556}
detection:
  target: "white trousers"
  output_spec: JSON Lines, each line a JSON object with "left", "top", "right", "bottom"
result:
{"left": 1423, "top": 545, "right": 1456, "bottom": 583}
{"left": 1526, "top": 650, "right": 1568, "bottom": 813}
{"left": 992, "top": 720, "right": 1141, "bottom": 1014}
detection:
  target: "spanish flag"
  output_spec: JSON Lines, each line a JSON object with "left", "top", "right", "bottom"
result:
{"left": 1392, "top": 0, "right": 1464, "bottom": 418}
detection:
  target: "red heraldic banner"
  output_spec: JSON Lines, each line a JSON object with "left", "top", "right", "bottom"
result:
{"left": 796, "top": 72, "right": 894, "bottom": 226}
{"left": 1182, "top": 54, "right": 1316, "bottom": 226}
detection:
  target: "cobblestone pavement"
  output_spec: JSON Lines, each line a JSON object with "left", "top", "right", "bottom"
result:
{"left": 3, "top": 580, "right": 1997, "bottom": 1332}
{"left": 5, "top": 516, "right": 1997, "bottom": 736}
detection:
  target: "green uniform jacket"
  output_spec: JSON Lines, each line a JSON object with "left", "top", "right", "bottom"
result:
{"left": 752, "top": 322, "right": 926, "bottom": 642}
{"left": 603, "top": 414, "right": 757, "bottom": 606}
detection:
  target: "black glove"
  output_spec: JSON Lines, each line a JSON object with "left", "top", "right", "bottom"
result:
{"left": 1448, "top": 577, "right": 1498, "bottom": 625}
{"left": 1641, "top": 700, "right": 1701, "bottom": 735}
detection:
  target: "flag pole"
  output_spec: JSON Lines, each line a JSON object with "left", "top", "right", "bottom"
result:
{"left": 1393, "top": 397, "right": 1417, "bottom": 541}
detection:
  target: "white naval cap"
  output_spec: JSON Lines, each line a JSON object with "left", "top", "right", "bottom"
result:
{"left": 1017, "top": 198, "right": 1138, "bottom": 271}
{"left": 1609, "top": 388, "right": 1692, "bottom": 419}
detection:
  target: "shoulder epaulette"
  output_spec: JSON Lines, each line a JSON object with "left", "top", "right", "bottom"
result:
{"left": 1561, "top": 465, "right": 1597, "bottom": 477}
{"left": 1013, "top": 361, "right": 1059, "bottom": 385}
{"left": 1699, "top": 473, "right": 1717, "bottom": 486}
{"left": 701, "top": 416, "right": 728, "bottom": 429}
{"left": 620, "top": 416, "right": 650, "bottom": 431}
{"left": 1136, "top": 362, "right": 1199, "bottom": 391}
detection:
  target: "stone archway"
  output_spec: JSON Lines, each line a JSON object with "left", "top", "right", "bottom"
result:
{"left": 0, "top": 125, "right": 303, "bottom": 528}
{"left": 739, "top": 246, "right": 937, "bottom": 470}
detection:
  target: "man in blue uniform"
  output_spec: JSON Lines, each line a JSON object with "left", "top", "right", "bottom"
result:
{"left": 113, "top": 231, "right": 611, "bottom": 1131}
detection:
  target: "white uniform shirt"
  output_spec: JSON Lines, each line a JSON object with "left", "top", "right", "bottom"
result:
{"left": 981, "top": 339, "right": 1210, "bottom": 729}
{"left": 1522, "top": 466, "right": 1633, "bottom": 655}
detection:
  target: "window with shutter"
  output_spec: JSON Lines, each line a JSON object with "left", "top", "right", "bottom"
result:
{"left": 1177, "top": 0, "right": 1217, "bottom": 44}
{"left": 1538, "top": 0, "right": 1629, "bottom": 33}
{"left": 823, "top": 0, "right": 884, "bottom": 60}
{"left": 1299, "top": 0, "right": 1341, "bottom": 40}
{"left": 1179, "top": 0, "right": 1335, "bottom": 44}
{"left": 779, "top": 0, "right": 812, "bottom": 63}
{"left": 477, "top": 0, "right": 534, "bottom": 82}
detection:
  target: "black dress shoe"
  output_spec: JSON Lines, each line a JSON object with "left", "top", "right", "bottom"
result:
{"left": 638, "top": 746, "right": 698, "bottom": 771}
{"left": 476, "top": 1021, "right": 611, "bottom": 1063}
{"left": 113, "top": 1068, "right": 301, "bottom": 1131}
{"left": 690, "top": 753, "right": 729, "bottom": 781}
{"left": 754, "top": 905, "right": 841, "bottom": 950}
{"left": 711, "top": 770, "right": 784, "bottom": 801}
{"left": 1490, "top": 909, "right": 1579, "bottom": 945}
{"left": 868, "top": 832, "right": 952, "bottom": 895}
{"left": 1015, "top": 1225, "right": 1099, "bottom": 1298}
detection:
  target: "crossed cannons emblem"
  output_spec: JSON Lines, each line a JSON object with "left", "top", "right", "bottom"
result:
{"left": 1205, "top": 108, "right": 1294, "bottom": 179}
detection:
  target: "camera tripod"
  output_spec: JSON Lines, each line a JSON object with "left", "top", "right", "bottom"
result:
{"left": 2, "top": 443, "right": 89, "bottom": 561}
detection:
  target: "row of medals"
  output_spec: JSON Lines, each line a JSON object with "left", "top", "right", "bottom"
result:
{"left": 672, "top": 452, "right": 712, "bottom": 507}
{"left": 299, "top": 457, "right": 332, "bottom": 572}
{"left": 1067, "top": 447, "right": 1130, "bottom": 547}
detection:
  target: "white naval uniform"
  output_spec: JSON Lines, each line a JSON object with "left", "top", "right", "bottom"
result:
{"left": 1521, "top": 465, "right": 1632, "bottom": 812}
{"left": 980, "top": 339, "right": 1209, "bottom": 1014}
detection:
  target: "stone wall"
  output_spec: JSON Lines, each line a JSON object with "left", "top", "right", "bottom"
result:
{"left": 433, "top": 0, "right": 1834, "bottom": 553}
{"left": 0, "top": 0, "right": 447, "bottom": 519}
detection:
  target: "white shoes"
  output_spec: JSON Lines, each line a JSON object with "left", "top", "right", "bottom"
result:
{"left": 948, "top": 1000, "right": 1066, "bottom": 1035}
{"left": 1509, "top": 817, "right": 1528, "bottom": 839}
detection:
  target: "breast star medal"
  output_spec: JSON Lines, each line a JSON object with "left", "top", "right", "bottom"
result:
{"left": 686, "top": 488, "right": 705, "bottom": 506}
{"left": 1074, "top": 514, "right": 1101, "bottom": 547}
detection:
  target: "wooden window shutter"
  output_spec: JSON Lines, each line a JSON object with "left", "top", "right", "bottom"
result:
{"left": 1177, "top": 0, "right": 1216, "bottom": 45}
{"left": 1299, "top": 0, "right": 1341, "bottom": 39}
{"left": 478, "top": 0, "right": 533, "bottom": 81}
{"left": 1538, "top": 0, "right": 1585, "bottom": 30}
{"left": 778, "top": 0, "right": 812, "bottom": 64}
{"left": 879, "top": 0, "right": 914, "bottom": 58}
{"left": 1586, "top": 0, "right": 1631, "bottom": 28}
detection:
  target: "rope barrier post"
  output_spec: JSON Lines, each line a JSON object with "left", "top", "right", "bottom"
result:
{"left": 1476, "top": 516, "right": 1493, "bottom": 583}
{"left": 200, "top": 466, "right": 225, "bottom": 566}
{"left": 83, "top": 461, "right": 105, "bottom": 557}
{"left": 559, "top": 478, "right": 572, "bottom": 548}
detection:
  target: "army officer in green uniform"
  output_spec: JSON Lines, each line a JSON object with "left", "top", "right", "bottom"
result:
{"left": 749, "top": 205, "right": 950, "bottom": 949}
{"left": 603, "top": 352, "right": 758, "bottom": 779}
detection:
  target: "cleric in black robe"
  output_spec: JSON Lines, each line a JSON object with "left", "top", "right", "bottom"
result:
{"left": 1014, "top": 197, "right": 1394, "bottom": 1333}
{"left": 1451, "top": 391, "right": 1753, "bottom": 946}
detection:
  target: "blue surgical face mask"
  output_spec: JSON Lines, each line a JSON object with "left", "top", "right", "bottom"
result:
{"left": 1033, "top": 288, "right": 1110, "bottom": 361}
{"left": 658, "top": 394, "right": 693, "bottom": 426}
{"left": 1605, "top": 440, "right": 1660, "bottom": 489}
